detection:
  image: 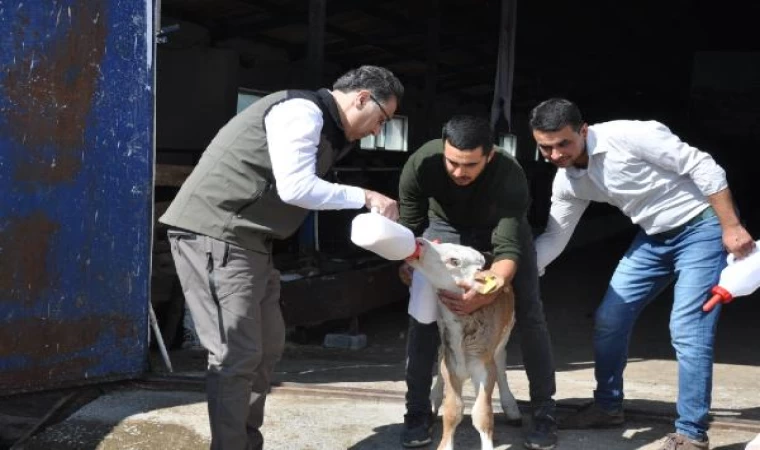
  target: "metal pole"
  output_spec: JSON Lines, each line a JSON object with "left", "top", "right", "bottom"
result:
{"left": 149, "top": 303, "right": 173, "bottom": 372}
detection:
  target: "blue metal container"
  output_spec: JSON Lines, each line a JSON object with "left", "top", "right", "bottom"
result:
{"left": 0, "top": 0, "right": 154, "bottom": 393}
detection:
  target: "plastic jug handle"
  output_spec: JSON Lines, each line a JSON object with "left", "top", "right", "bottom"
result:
{"left": 726, "top": 240, "right": 760, "bottom": 265}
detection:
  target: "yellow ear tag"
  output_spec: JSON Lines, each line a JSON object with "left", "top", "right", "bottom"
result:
{"left": 480, "top": 275, "right": 499, "bottom": 295}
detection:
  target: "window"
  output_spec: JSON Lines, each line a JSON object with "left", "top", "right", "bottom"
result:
{"left": 360, "top": 115, "right": 409, "bottom": 152}
{"left": 237, "top": 89, "right": 266, "bottom": 113}
{"left": 237, "top": 89, "right": 410, "bottom": 153}
{"left": 498, "top": 133, "right": 517, "bottom": 157}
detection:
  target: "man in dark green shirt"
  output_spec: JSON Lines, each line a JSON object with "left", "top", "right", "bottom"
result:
{"left": 398, "top": 115, "right": 558, "bottom": 450}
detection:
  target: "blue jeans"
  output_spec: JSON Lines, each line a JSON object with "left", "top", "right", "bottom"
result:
{"left": 593, "top": 215, "right": 725, "bottom": 441}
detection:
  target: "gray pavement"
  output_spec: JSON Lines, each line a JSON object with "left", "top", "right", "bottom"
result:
{"left": 21, "top": 382, "right": 760, "bottom": 450}
{"left": 19, "top": 232, "right": 760, "bottom": 449}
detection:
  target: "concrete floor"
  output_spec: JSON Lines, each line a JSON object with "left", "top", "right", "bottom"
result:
{"left": 18, "top": 388, "right": 760, "bottom": 450}
{"left": 13, "top": 230, "right": 760, "bottom": 449}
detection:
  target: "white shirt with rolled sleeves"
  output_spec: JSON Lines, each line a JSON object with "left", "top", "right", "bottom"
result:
{"left": 264, "top": 98, "right": 366, "bottom": 210}
{"left": 535, "top": 120, "right": 728, "bottom": 274}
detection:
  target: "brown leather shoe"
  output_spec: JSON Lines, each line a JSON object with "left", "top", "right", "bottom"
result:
{"left": 558, "top": 402, "right": 624, "bottom": 429}
{"left": 657, "top": 433, "right": 709, "bottom": 449}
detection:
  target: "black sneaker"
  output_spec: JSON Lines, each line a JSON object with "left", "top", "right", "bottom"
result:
{"left": 524, "top": 413, "right": 558, "bottom": 450}
{"left": 558, "top": 402, "right": 624, "bottom": 429}
{"left": 401, "top": 412, "right": 434, "bottom": 448}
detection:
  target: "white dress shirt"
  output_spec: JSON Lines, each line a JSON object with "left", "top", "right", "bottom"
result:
{"left": 535, "top": 120, "right": 728, "bottom": 273}
{"left": 264, "top": 98, "right": 366, "bottom": 210}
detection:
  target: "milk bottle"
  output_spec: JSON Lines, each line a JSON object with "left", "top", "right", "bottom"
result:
{"left": 350, "top": 211, "right": 417, "bottom": 260}
{"left": 702, "top": 240, "right": 760, "bottom": 312}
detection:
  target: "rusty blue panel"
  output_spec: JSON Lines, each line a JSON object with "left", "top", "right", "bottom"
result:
{"left": 0, "top": 0, "right": 154, "bottom": 392}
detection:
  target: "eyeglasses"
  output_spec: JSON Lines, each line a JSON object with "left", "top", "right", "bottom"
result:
{"left": 369, "top": 93, "right": 392, "bottom": 124}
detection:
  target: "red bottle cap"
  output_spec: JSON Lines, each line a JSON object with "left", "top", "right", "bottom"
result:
{"left": 407, "top": 241, "right": 423, "bottom": 260}
{"left": 702, "top": 286, "right": 734, "bottom": 312}
{"left": 711, "top": 285, "right": 733, "bottom": 303}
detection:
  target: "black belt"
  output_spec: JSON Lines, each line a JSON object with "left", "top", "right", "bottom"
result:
{"left": 653, "top": 207, "right": 716, "bottom": 239}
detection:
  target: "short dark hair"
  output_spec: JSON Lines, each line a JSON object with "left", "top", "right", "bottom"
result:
{"left": 529, "top": 98, "right": 584, "bottom": 132}
{"left": 332, "top": 65, "right": 404, "bottom": 105}
{"left": 441, "top": 115, "right": 494, "bottom": 155}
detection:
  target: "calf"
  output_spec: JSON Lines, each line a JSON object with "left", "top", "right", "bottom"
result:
{"left": 407, "top": 238, "right": 520, "bottom": 450}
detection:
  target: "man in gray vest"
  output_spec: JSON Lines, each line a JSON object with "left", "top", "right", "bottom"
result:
{"left": 160, "top": 65, "right": 404, "bottom": 450}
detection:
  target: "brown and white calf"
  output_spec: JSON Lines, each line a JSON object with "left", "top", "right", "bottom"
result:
{"left": 407, "top": 238, "right": 520, "bottom": 450}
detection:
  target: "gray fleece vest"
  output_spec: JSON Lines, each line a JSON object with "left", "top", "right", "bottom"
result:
{"left": 159, "top": 89, "right": 352, "bottom": 253}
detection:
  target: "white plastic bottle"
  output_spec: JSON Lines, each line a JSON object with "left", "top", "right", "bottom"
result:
{"left": 408, "top": 269, "right": 439, "bottom": 324}
{"left": 350, "top": 210, "right": 417, "bottom": 260}
{"left": 702, "top": 240, "right": 760, "bottom": 311}
{"left": 745, "top": 432, "right": 760, "bottom": 450}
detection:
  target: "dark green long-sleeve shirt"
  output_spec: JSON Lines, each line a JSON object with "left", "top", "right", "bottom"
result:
{"left": 398, "top": 139, "right": 530, "bottom": 263}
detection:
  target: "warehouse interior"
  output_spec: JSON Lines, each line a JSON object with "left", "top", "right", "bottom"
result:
{"left": 151, "top": 0, "right": 760, "bottom": 343}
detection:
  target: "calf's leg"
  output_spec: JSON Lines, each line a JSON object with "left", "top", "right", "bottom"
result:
{"left": 431, "top": 370, "right": 444, "bottom": 416}
{"left": 437, "top": 360, "right": 464, "bottom": 450}
{"left": 495, "top": 345, "right": 522, "bottom": 424}
{"left": 470, "top": 358, "right": 496, "bottom": 450}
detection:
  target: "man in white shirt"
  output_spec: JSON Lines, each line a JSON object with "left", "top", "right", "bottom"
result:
{"left": 160, "top": 66, "right": 403, "bottom": 450}
{"left": 530, "top": 98, "right": 755, "bottom": 450}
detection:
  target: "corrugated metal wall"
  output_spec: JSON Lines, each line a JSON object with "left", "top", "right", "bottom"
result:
{"left": 0, "top": 0, "right": 154, "bottom": 393}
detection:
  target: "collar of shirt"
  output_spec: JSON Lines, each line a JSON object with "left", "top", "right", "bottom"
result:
{"left": 566, "top": 127, "right": 606, "bottom": 179}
